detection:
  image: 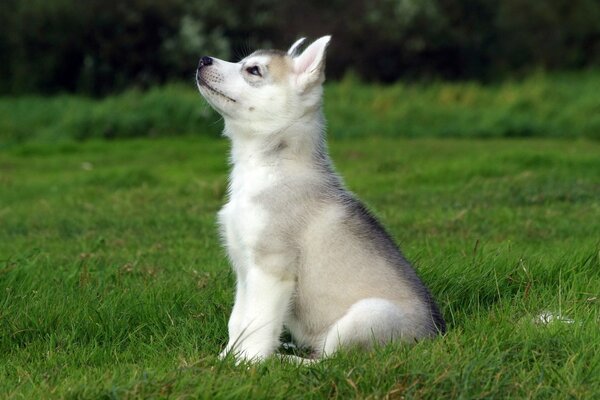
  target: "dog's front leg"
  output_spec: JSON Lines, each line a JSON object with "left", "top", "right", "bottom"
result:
{"left": 220, "top": 278, "right": 247, "bottom": 358}
{"left": 230, "top": 266, "right": 294, "bottom": 362}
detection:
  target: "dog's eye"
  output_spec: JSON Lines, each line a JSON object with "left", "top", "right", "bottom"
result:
{"left": 246, "top": 66, "right": 262, "bottom": 77}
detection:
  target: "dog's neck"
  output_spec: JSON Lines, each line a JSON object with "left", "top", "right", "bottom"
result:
{"left": 223, "top": 107, "right": 340, "bottom": 198}
{"left": 224, "top": 110, "right": 326, "bottom": 170}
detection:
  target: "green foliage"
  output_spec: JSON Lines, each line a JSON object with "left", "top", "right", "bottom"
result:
{"left": 1, "top": 0, "right": 599, "bottom": 94}
{"left": 1, "top": 71, "right": 599, "bottom": 145}
{"left": 327, "top": 70, "right": 600, "bottom": 139}
{"left": 1, "top": 137, "right": 599, "bottom": 398}
{"left": 495, "top": 0, "right": 600, "bottom": 71}
{"left": 0, "top": 85, "right": 220, "bottom": 143}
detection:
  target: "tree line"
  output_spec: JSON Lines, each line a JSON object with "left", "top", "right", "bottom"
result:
{"left": 1, "top": 0, "right": 599, "bottom": 96}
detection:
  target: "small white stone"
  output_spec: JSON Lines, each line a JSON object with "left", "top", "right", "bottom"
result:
{"left": 534, "top": 311, "right": 574, "bottom": 325}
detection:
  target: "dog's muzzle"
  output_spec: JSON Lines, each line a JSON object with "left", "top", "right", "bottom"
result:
{"left": 196, "top": 56, "right": 213, "bottom": 82}
{"left": 195, "top": 57, "right": 237, "bottom": 103}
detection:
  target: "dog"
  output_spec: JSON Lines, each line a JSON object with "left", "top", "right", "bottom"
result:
{"left": 196, "top": 36, "right": 445, "bottom": 363}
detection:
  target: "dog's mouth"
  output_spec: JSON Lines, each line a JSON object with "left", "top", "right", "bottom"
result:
{"left": 196, "top": 73, "right": 237, "bottom": 103}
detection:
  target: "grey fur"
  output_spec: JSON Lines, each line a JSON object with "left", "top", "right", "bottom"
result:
{"left": 252, "top": 126, "right": 446, "bottom": 345}
{"left": 196, "top": 36, "right": 445, "bottom": 362}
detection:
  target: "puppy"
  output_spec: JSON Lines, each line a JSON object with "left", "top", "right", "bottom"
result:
{"left": 196, "top": 36, "right": 445, "bottom": 362}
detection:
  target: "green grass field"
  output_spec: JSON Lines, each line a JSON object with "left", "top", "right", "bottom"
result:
{"left": 1, "top": 134, "right": 599, "bottom": 398}
{"left": 2, "top": 70, "right": 600, "bottom": 145}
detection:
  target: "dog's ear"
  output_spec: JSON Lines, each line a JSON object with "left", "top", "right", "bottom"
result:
{"left": 292, "top": 35, "right": 331, "bottom": 91}
{"left": 287, "top": 37, "right": 306, "bottom": 57}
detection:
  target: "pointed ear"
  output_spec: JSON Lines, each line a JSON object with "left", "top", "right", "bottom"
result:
{"left": 287, "top": 37, "right": 306, "bottom": 56}
{"left": 292, "top": 35, "right": 331, "bottom": 90}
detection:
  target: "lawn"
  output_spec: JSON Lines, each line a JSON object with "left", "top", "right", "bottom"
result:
{"left": 2, "top": 70, "right": 600, "bottom": 145}
{"left": 1, "top": 135, "right": 599, "bottom": 398}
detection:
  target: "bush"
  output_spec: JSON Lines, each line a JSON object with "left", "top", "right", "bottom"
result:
{"left": 1, "top": 0, "right": 599, "bottom": 95}
{"left": 1, "top": 71, "right": 599, "bottom": 145}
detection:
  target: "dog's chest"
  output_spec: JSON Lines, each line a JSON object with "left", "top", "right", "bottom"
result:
{"left": 218, "top": 164, "right": 278, "bottom": 265}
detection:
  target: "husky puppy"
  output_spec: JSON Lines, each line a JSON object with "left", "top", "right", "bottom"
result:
{"left": 196, "top": 36, "right": 445, "bottom": 362}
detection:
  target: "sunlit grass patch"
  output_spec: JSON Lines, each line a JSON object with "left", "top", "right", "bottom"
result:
{"left": 1, "top": 136, "right": 599, "bottom": 398}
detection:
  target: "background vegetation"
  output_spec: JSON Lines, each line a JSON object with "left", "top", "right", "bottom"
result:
{"left": 1, "top": 1, "right": 599, "bottom": 398}
{"left": 1, "top": 71, "right": 599, "bottom": 146}
{"left": 1, "top": 0, "right": 599, "bottom": 95}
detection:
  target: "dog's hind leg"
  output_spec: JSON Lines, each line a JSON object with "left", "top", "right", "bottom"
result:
{"left": 320, "top": 298, "right": 425, "bottom": 356}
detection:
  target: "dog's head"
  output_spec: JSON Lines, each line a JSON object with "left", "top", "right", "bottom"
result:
{"left": 196, "top": 36, "right": 331, "bottom": 135}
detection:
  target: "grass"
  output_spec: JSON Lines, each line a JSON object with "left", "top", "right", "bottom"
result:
{"left": 1, "top": 70, "right": 600, "bottom": 145}
{"left": 1, "top": 134, "right": 599, "bottom": 398}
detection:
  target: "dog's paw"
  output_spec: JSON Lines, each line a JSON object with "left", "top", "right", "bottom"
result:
{"left": 218, "top": 343, "right": 239, "bottom": 361}
{"left": 218, "top": 349, "right": 229, "bottom": 360}
{"left": 218, "top": 347, "right": 267, "bottom": 364}
{"left": 219, "top": 337, "right": 278, "bottom": 364}
{"left": 234, "top": 349, "right": 268, "bottom": 364}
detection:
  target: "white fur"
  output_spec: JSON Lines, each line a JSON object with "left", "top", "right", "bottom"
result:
{"left": 196, "top": 36, "right": 444, "bottom": 363}
{"left": 216, "top": 139, "right": 293, "bottom": 360}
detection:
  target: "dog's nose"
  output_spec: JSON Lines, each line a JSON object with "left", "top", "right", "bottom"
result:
{"left": 198, "top": 56, "right": 213, "bottom": 69}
